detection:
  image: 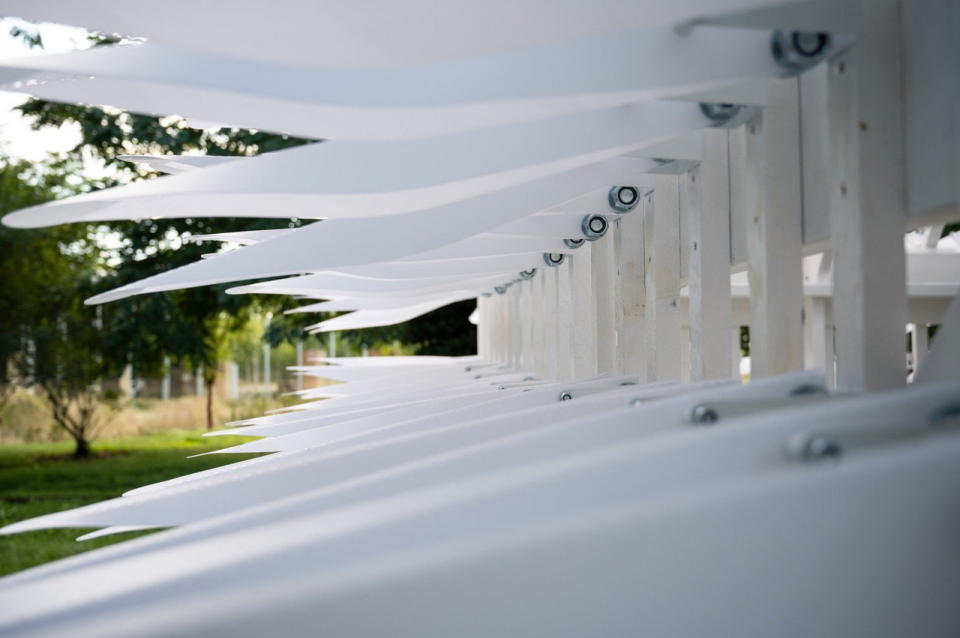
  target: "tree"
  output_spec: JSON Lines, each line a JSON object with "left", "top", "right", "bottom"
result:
{"left": 7, "top": 24, "right": 479, "bottom": 437}
{"left": 0, "top": 158, "right": 112, "bottom": 457}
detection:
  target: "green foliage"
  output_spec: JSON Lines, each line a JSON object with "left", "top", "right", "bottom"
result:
{"left": 0, "top": 430, "right": 264, "bottom": 576}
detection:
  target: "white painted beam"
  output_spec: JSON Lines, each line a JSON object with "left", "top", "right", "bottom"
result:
{"left": 615, "top": 197, "right": 647, "bottom": 380}
{"left": 686, "top": 129, "right": 734, "bottom": 380}
{"left": 744, "top": 79, "right": 804, "bottom": 377}
{"left": 827, "top": 0, "right": 908, "bottom": 391}
{"left": 645, "top": 176, "right": 682, "bottom": 381}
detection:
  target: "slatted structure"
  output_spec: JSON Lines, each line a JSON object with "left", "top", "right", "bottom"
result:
{"left": 1, "top": 1, "right": 959, "bottom": 636}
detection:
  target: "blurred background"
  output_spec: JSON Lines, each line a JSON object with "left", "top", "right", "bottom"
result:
{"left": 0, "top": 18, "right": 474, "bottom": 575}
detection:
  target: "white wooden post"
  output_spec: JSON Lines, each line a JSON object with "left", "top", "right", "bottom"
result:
{"left": 827, "top": 1, "right": 908, "bottom": 391}
{"left": 644, "top": 176, "right": 682, "bottom": 381}
{"left": 616, "top": 197, "right": 647, "bottom": 380}
{"left": 531, "top": 274, "right": 547, "bottom": 375}
{"left": 744, "top": 78, "right": 804, "bottom": 378}
{"left": 295, "top": 340, "right": 304, "bottom": 391}
{"left": 518, "top": 281, "right": 535, "bottom": 372}
{"left": 476, "top": 296, "right": 490, "bottom": 360}
{"left": 570, "top": 244, "right": 598, "bottom": 378}
{"left": 591, "top": 231, "right": 618, "bottom": 376}
{"left": 228, "top": 361, "right": 239, "bottom": 401}
{"left": 161, "top": 356, "right": 171, "bottom": 400}
{"left": 803, "top": 296, "right": 836, "bottom": 388}
{"left": 731, "top": 327, "right": 742, "bottom": 378}
{"left": 262, "top": 343, "right": 271, "bottom": 393}
{"left": 687, "top": 130, "right": 733, "bottom": 380}
{"left": 556, "top": 258, "right": 576, "bottom": 381}
{"left": 542, "top": 266, "right": 560, "bottom": 379}
{"left": 510, "top": 285, "right": 523, "bottom": 369}
{"left": 910, "top": 323, "right": 928, "bottom": 373}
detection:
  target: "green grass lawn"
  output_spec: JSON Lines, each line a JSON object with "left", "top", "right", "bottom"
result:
{"left": 0, "top": 430, "right": 264, "bottom": 577}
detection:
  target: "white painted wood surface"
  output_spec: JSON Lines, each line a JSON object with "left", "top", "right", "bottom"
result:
{"left": 645, "top": 176, "right": 682, "bottom": 381}
{"left": 826, "top": 1, "right": 909, "bottom": 391}
{"left": 745, "top": 78, "right": 804, "bottom": 378}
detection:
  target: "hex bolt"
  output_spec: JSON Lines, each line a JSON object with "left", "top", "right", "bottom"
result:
{"left": 494, "top": 285, "right": 507, "bottom": 295}
{"left": 790, "top": 383, "right": 827, "bottom": 396}
{"left": 690, "top": 404, "right": 719, "bottom": 424}
{"left": 771, "top": 30, "right": 832, "bottom": 73}
{"left": 543, "top": 252, "right": 565, "bottom": 267}
{"left": 699, "top": 102, "right": 742, "bottom": 125}
{"left": 558, "top": 391, "right": 573, "bottom": 401}
{"left": 928, "top": 403, "right": 960, "bottom": 425}
{"left": 563, "top": 237, "right": 585, "bottom": 249}
{"left": 581, "top": 214, "right": 609, "bottom": 241}
{"left": 802, "top": 436, "right": 842, "bottom": 463}
{"left": 519, "top": 268, "right": 537, "bottom": 280}
{"left": 608, "top": 185, "right": 640, "bottom": 213}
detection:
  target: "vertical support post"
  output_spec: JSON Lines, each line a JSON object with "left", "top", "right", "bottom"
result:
{"left": 911, "top": 323, "right": 928, "bottom": 373}
{"left": 745, "top": 78, "right": 804, "bottom": 377}
{"left": 161, "top": 356, "right": 171, "bottom": 401}
{"left": 228, "top": 361, "right": 239, "bottom": 401}
{"left": 803, "top": 297, "right": 836, "bottom": 388}
{"left": 508, "top": 286, "right": 522, "bottom": 369}
{"left": 327, "top": 331, "right": 337, "bottom": 359}
{"left": 616, "top": 196, "right": 647, "bottom": 380}
{"left": 532, "top": 274, "right": 547, "bottom": 376}
{"left": 570, "top": 244, "right": 598, "bottom": 378}
{"left": 687, "top": 130, "right": 734, "bottom": 380}
{"left": 518, "top": 282, "right": 534, "bottom": 372}
{"left": 542, "top": 267, "right": 560, "bottom": 379}
{"left": 262, "top": 343, "right": 271, "bottom": 393}
{"left": 827, "top": 1, "right": 908, "bottom": 391}
{"left": 592, "top": 232, "right": 618, "bottom": 375}
{"left": 476, "top": 296, "right": 489, "bottom": 360}
{"left": 732, "top": 327, "right": 742, "bottom": 378}
{"left": 556, "top": 258, "right": 576, "bottom": 381}
{"left": 295, "top": 340, "right": 304, "bottom": 391}
{"left": 645, "top": 176, "right": 682, "bottom": 381}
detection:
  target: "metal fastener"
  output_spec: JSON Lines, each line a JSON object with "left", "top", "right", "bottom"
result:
{"left": 543, "top": 252, "right": 565, "bottom": 267}
{"left": 608, "top": 185, "right": 640, "bottom": 213}
{"left": 689, "top": 404, "right": 719, "bottom": 424}
{"left": 581, "top": 214, "right": 609, "bottom": 241}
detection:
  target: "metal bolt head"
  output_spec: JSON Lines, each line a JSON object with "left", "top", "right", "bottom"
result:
{"left": 519, "top": 268, "right": 537, "bottom": 280}
{"left": 558, "top": 391, "right": 573, "bottom": 401}
{"left": 494, "top": 285, "right": 507, "bottom": 295}
{"left": 608, "top": 185, "right": 640, "bottom": 213}
{"left": 563, "top": 237, "right": 585, "bottom": 249}
{"left": 771, "top": 30, "right": 831, "bottom": 73}
{"left": 790, "top": 383, "right": 827, "bottom": 396}
{"left": 581, "top": 214, "right": 608, "bottom": 241}
{"left": 699, "top": 102, "right": 741, "bottom": 125}
{"left": 690, "top": 404, "right": 719, "bottom": 424}
{"left": 802, "top": 436, "right": 842, "bottom": 463}
{"left": 543, "top": 252, "right": 565, "bottom": 267}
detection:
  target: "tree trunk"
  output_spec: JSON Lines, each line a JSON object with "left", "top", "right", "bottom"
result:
{"left": 205, "top": 377, "right": 215, "bottom": 430}
{"left": 73, "top": 435, "right": 91, "bottom": 459}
